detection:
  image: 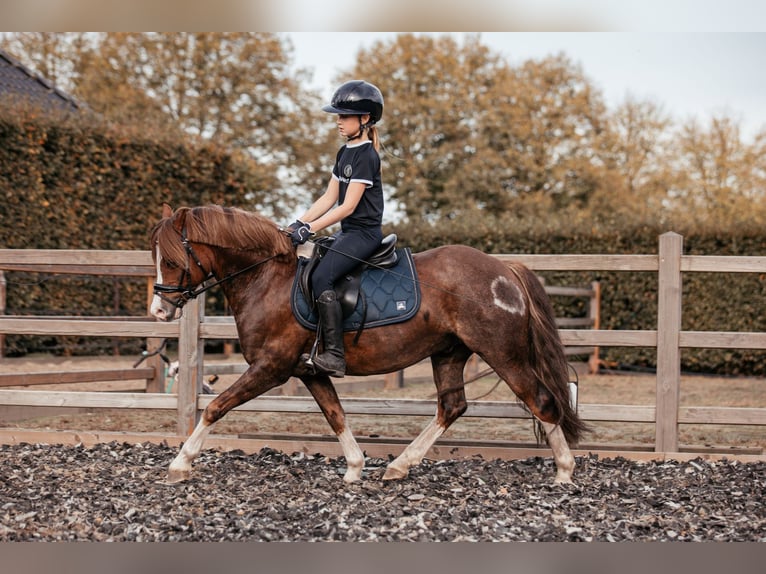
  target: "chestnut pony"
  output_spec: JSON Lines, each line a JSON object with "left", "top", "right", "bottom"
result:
{"left": 150, "top": 205, "right": 587, "bottom": 484}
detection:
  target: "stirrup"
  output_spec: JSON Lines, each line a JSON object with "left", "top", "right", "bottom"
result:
{"left": 303, "top": 328, "right": 321, "bottom": 368}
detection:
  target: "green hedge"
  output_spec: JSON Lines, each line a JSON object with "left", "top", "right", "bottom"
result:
{"left": 0, "top": 107, "right": 268, "bottom": 356}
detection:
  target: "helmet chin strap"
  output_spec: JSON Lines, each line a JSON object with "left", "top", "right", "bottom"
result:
{"left": 346, "top": 116, "right": 368, "bottom": 142}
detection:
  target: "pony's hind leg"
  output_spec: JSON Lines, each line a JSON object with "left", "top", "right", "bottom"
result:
{"left": 301, "top": 374, "right": 365, "bottom": 483}
{"left": 383, "top": 347, "right": 471, "bottom": 480}
{"left": 492, "top": 363, "right": 576, "bottom": 484}
{"left": 540, "top": 421, "right": 575, "bottom": 484}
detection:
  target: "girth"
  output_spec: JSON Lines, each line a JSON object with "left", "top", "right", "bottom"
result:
{"left": 299, "top": 233, "right": 399, "bottom": 317}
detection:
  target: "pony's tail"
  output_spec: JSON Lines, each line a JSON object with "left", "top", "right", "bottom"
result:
{"left": 508, "top": 263, "right": 589, "bottom": 445}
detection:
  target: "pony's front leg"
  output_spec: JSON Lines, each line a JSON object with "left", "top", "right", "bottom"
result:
{"left": 167, "top": 418, "right": 214, "bottom": 483}
{"left": 301, "top": 375, "right": 365, "bottom": 483}
{"left": 165, "top": 365, "right": 285, "bottom": 483}
{"left": 540, "top": 421, "right": 575, "bottom": 484}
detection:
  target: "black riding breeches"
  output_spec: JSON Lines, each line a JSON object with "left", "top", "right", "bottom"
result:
{"left": 310, "top": 227, "right": 383, "bottom": 297}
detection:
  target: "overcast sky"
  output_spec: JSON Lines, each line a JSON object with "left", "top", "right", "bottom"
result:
{"left": 287, "top": 32, "right": 766, "bottom": 142}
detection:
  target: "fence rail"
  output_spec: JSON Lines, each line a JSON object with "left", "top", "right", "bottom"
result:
{"left": 1, "top": 232, "right": 765, "bottom": 456}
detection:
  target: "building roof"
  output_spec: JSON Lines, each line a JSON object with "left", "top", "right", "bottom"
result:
{"left": 0, "top": 48, "right": 82, "bottom": 113}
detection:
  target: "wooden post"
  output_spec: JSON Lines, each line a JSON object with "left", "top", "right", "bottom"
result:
{"left": 222, "top": 306, "right": 235, "bottom": 358}
{"left": 384, "top": 370, "right": 404, "bottom": 390}
{"left": 588, "top": 281, "right": 601, "bottom": 374}
{"left": 177, "top": 293, "right": 204, "bottom": 436}
{"left": 655, "top": 232, "right": 683, "bottom": 452}
{"left": 0, "top": 271, "right": 5, "bottom": 359}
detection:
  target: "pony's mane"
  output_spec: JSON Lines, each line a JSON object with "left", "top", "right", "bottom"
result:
{"left": 153, "top": 205, "right": 293, "bottom": 266}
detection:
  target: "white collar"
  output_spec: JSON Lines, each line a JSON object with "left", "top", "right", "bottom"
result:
{"left": 345, "top": 140, "right": 371, "bottom": 149}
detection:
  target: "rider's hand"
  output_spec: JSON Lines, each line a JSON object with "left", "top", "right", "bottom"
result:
{"left": 289, "top": 222, "right": 312, "bottom": 245}
{"left": 285, "top": 219, "right": 304, "bottom": 233}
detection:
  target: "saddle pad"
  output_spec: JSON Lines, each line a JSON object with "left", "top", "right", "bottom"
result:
{"left": 291, "top": 248, "right": 421, "bottom": 332}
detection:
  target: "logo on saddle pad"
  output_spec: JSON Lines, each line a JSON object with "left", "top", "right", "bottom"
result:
{"left": 291, "top": 247, "right": 421, "bottom": 333}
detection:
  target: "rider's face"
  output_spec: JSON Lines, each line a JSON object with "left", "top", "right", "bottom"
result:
{"left": 336, "top": 114, "right": 370, "bottom": 139}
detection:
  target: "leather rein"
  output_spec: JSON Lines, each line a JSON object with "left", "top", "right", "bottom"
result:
{"left": 153, "top": 226, "right": 280, "bottom": 311}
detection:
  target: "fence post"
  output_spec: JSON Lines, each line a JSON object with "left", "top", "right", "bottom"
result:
{"left": 656, "top": 232, "right": 683, "bottom": 452}
{"left": 588, "top": 281, "right": 601, "bottom": 373}
{"left": 384, "top": 370, "right": 405, "bottom": 390}
{"left": 177, "top": 293, "right": 204, "bottom": 436}
{"left": 0, "top": 271, "right": 5, "bottom": 359}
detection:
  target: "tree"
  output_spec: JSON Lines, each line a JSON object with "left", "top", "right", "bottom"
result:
{"left": 1, "top": 32, "right": 330, "bottom": 218}
{"left": 670, "top": 115, "right": 766, "bottom": 226}
{"left": 593, "top": 96, "right": 675, "bottom": 222}
{"left": 0, "top": 32, "right": 86, "bottom": 91}
{"left": 477, "top": 53, "right": 610, "bottom": 215}
{"left": 349, "top": 34, "right": 507, "bottom": 221}
{"left": 350, "top": 35, "right": 611, "bottom": 223}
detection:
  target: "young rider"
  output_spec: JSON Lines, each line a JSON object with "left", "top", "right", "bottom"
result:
{"left": 285, "top": 80, "right": 385, "bottom": 378}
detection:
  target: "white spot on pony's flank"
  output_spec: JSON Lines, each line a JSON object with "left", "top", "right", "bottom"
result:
{"left": 491, "top": 276, "right": 526, "bottom": 315}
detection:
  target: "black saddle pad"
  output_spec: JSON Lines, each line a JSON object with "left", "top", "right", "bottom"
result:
{"left": 291, "top": 248, "right": 421, "bottom": 331}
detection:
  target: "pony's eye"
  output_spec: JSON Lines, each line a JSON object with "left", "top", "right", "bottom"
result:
{"left": 163, "top": 260, "right": 179, "bottom": 270}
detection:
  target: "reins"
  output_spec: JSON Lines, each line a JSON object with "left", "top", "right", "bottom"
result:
{"left": 187, "top": 253, "right": 281, "bottom": 299}
{"left": 153, "top": 226, "right": 282, "bottom": 310}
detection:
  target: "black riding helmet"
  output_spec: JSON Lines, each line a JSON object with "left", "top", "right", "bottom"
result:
{"left": 322, "top": 80, "right": 384, "bottom": 125}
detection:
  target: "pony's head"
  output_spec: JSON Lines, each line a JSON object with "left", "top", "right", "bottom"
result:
{"left": 149, "top": 204, "right": 292, "bottom": 321}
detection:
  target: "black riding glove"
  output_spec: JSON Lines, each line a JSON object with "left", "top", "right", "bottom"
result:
{"left": 285, "top": 219, "right": 304, "bottom": 233}
{"left": 289, "top": 221, "right": 312, "bottom": 245}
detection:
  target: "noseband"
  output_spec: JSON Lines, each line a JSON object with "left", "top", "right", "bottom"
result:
{"left": 153, "top": 226, "right": 280, "bottom": 312}
{"left": 153, "top": 227, "right": 214, "bottom": 310}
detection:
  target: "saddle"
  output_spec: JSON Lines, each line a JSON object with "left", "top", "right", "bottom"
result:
{"left": 291, "top": 234, "right": 421, "bottom": 341}
{"left": 298, "top": 233, "right": 399, "bottom": 317}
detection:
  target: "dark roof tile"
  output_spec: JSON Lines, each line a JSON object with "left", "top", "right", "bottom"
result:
{"left": 0, "top": 48, "right": 82, "bottom": 113}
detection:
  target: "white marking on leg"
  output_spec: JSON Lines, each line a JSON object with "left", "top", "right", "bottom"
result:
{"left": 337, "top": 428, "right": 365, "bottom": 483}
{"left": 541, "top": 421, "right": 575, "bottom": 484}
{"left": 384, "top": 416, "right": 446, "bottom": 480}
{"left": 490, "top": 276, "right": 526, "bottom": 315}
{"left": 167, "top": 418, "right": 213, "bottom": 481}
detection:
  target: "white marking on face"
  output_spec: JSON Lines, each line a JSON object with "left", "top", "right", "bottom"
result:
{"left": 150, "top": 244, "right": 165, "bottom": 318}
{"left": 490, "top": 276, "right": 526, "bottom": 315}
{"left": 154, "top": 244, "right": 165, "bottom": 285}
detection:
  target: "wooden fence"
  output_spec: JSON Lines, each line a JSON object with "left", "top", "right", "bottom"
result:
{"left": 0, "top": 232, "right": 765, "bottom": 459}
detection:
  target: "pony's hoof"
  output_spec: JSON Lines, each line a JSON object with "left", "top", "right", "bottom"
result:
{"left": 165, "top": 468, "right": 190, "bottom": 484}
{"left": 343, "top": 470, "right": 362, "bottom": 483}
{"left": 382, "top": 464, "right": 408, "bottom": 481}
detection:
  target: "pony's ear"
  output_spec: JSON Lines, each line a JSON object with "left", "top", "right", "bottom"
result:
{"left": 161, "top": 203, "right": 173, "bottom": 219}
{"left": 171, "top": 207, "right": 188, "bottom": 232}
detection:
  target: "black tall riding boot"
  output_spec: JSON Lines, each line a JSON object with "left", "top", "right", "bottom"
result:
{"left": 312, "top": 290, "right": 346, "bottom": 377}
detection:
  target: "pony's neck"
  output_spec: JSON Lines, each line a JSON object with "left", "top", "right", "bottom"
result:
{"left": 215, "top": 246, "right": 295, "bottom": 307}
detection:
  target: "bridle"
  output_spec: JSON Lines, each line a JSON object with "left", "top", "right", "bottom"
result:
{"left": 153, "top": 226, "right": 280, "bottom": 312}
